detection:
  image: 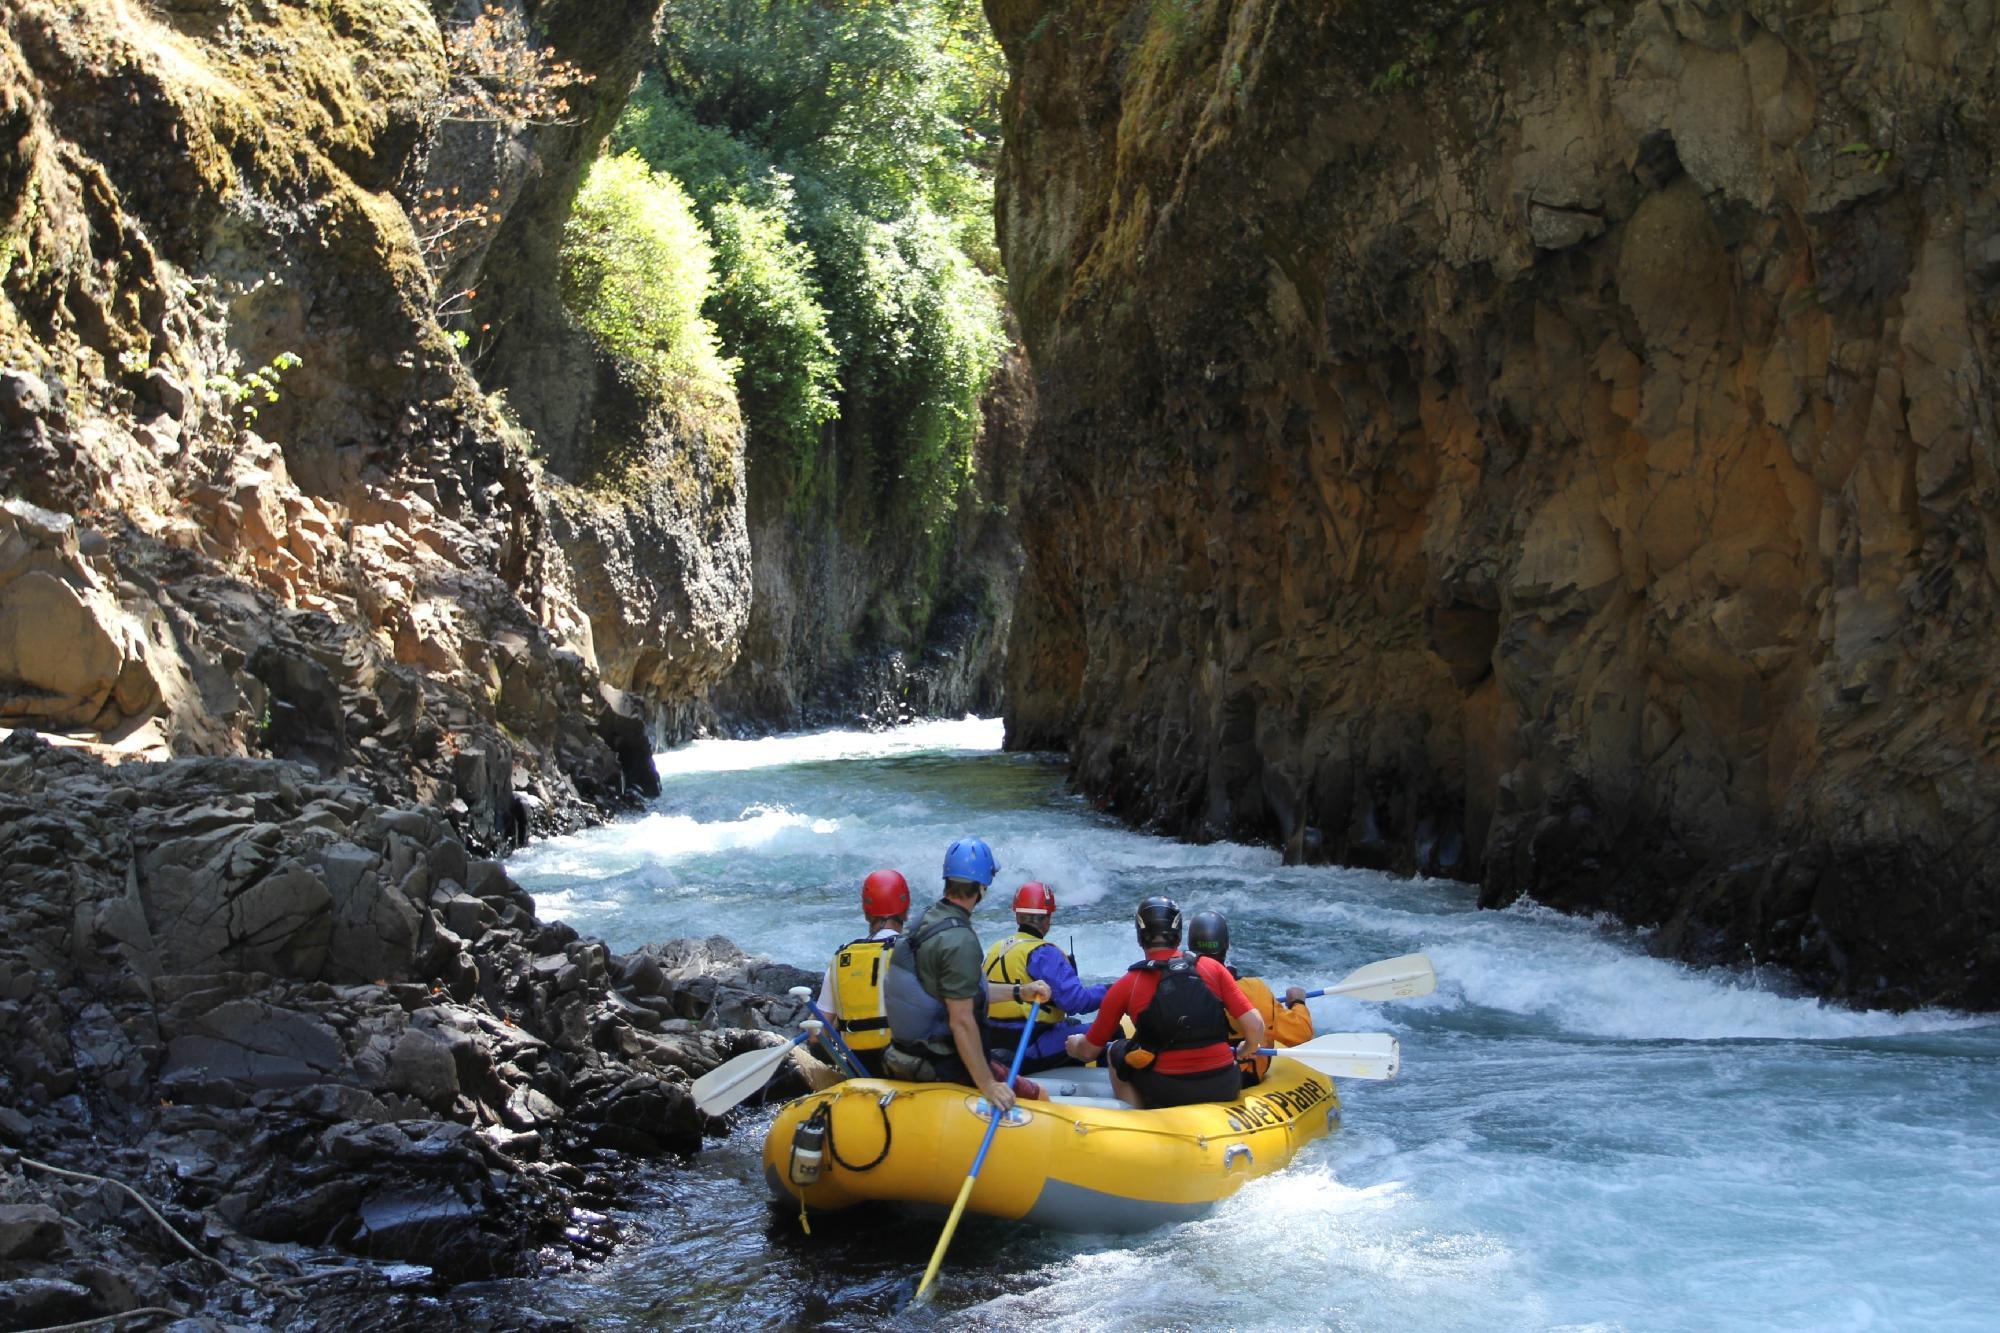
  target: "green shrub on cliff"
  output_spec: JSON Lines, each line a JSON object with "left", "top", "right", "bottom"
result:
{"left": 810, "top": 199, "right": 1003, "bottom": 533}
{"left": 610, "top": 0, "right": 1004, "bottom": 535}
{"left": 650, "top": 0, "right": 995, "bottom": 224}
{"left": 559, "top": 153, "right": 735, "bottom": 423}
{"left": 612, "top": 85, "right": 765, "bottom": 213}
{"left": 707, "top": 194, "right": 840, "bottom": 482}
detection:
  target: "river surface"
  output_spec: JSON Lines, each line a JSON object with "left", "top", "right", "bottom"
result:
{"left": 509, "top": 718, "right": 2000, "bottom": 1331}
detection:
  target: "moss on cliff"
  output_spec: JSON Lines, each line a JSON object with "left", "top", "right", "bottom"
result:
{"left": 0, "top": 0, "right": 681, "bottom": 836}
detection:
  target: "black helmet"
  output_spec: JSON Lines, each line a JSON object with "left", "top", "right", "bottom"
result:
{"left": 1187, "top": 910, "right": 1229, "bottom": 962}
{"left": 1134, "top": 896, "right": 1182, "bottom": 948}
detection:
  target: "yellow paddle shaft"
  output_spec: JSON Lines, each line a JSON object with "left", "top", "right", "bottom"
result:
{"left": 914, "top": 1002, "right": 1038, "bottom": 1307}
{"left": 913, "top": 1172, "right": 978, "bottom": 1305}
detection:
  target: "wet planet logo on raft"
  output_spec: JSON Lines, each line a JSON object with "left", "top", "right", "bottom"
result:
{"left": 1221, "top": 1078, "right": 1330, "bottom": 1134}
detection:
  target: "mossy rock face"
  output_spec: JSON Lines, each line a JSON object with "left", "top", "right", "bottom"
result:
{"left": 0, "top": 1, "right": 454, "bottom": 440}
{"left": 0, "top": 1, "right": 743, "bottom": 833}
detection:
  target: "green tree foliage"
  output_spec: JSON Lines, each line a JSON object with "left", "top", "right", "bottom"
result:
{"left": 611, "top": 0, "right": 1006, "bottom": 533}
{"left": 811, "top": 200, "right": 1004, "bottom": 528}
{"left": 559, "top": 153, "right": 736, "bottom": 429}
{"left": 612, "top": 87, "right": 765, "bottom": 214}
{"left": 707, "top": 195, "right": 839, "bottom": 472}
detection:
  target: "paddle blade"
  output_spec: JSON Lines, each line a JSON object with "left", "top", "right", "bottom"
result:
{"left": 691, "top": 1038, "right": 799, "bottom": 1116}
{"left": 1274, "top": 1032, "right": 1400, "bottom": 1081}
{"left": 1320, "top": 953, "right": 1435, "bottom": 1002}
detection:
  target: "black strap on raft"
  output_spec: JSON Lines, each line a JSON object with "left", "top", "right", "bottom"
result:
{"left": 826, "top": 1094, "right": 893, "bottom": 1172}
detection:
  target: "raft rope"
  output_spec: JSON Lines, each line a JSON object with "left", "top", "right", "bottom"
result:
{"left": 1052, "top": 1110, "right": 1298, "bottom": 1149}
{"left": 825, "top": 1090, "right": 895, "bottom": 1172}
{"left": 1067, "top": 1119, "right": 1231, "bottom": 1147}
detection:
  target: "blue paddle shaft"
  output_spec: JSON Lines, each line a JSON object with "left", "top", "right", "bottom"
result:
{"left": 806, "top": 999, "right": 865, "bottom": 1076}
{"left": 967, "top": 1001, "right": 1039, "bottom": 1181}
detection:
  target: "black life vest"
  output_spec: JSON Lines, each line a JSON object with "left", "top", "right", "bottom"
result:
{"left": 1128, "top": 952, "right": 1232, "bottom": 1052}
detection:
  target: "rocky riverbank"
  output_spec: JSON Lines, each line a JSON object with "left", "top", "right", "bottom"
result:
{"left": 0, "top": 731, "right": 818, "bottom": 1329}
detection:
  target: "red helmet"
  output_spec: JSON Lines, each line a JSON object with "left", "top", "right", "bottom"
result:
{"left": 861, "top": 869, "right": 910, "bottom": 918}
{"left": 1012, "top": 881, "right": 1056, "bottom": 916}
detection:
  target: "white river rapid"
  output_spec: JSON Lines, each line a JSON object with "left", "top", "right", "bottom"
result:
{"left": 509, "top": 718, "right": 2000, "bottom": 1331}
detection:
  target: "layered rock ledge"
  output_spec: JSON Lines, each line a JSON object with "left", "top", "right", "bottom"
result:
{"left": 0, "top": 733, "right": 815, "bottom": 1328}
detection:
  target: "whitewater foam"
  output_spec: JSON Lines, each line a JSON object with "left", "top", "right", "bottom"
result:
{"left": 652, "top": 715, "right": 1003, "bottom": 776}
{"left": 518, "top": 721, "right": 2000, "bottom": 1333}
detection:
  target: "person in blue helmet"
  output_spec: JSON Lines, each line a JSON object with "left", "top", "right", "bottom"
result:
{"left": 883, "top": 837, "right": 1051, "bottom": 1110}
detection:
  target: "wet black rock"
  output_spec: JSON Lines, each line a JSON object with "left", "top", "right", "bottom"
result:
{"left": 0, "top": 732, "right": 824, "bottom": 1322}
{"left": 0, "top": 1204, "right": 65, "bottom": 1261}
{"left": 0, "top": 1276, "right": 95, "bottom": 1327}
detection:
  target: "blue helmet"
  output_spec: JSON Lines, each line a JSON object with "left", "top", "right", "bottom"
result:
{"left": 942, "top": 837, "right": 998, "bottom": 887}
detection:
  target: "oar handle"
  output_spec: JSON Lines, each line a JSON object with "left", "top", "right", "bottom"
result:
{"left": 1005, "top": 1002, "right": 1041, "bottom": 1077}
{"left": 789, "top": 986, "right": 866, "bottom": 1078}
{"left": 808, "top": 1001, "right": 866, "bottom": 1077}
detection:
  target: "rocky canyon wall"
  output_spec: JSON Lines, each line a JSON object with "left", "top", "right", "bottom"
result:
{"left": 992, "top": 0, "right": 2000, "bottom": 1006}
{"left": 708, "top": 337, "right": 1031, "bottom": 732}
{"left": 0, "top": 5, "right": 833, "bottom": 1316}
{"left": 451, "top": 1, "right": 754, "bottom": 745}
{"left": 0, "top": 0, "right": 717, "bottom": 837}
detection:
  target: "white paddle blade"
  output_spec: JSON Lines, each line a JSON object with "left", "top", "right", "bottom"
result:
{"left": 1324, "top": 953, "right": 1436, "bottom": 1002}
{"left": 691, "top": 1039, "right": 798, "bottom": 1116}
{"left": 1280, "top": 1032, "right": 1400, "bottom": 1081}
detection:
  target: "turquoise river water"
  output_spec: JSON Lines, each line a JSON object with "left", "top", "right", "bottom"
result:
{"left": 507, "top": 718, "right": 2000, "bottom": 1331}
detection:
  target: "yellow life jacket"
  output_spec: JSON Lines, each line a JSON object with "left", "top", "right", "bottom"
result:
{"left": 982, "top": 931, "right": 1066, "bottom": 1025}
{"left": 831, "top": 937, "right": 895, "bottom": 1051}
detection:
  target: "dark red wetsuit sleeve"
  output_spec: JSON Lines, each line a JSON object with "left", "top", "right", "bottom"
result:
{"left": 1084, "top": 973, "right": 1137, "bottom": 1046}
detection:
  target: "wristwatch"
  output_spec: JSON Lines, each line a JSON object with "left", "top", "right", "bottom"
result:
{"left": 1012, "top": 984, "right": 1023, "bottom": 1002}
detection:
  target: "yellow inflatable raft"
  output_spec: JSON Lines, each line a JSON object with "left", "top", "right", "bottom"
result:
{"left": 761, "top": 1058, "right": 1339, "bottom": 1233}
